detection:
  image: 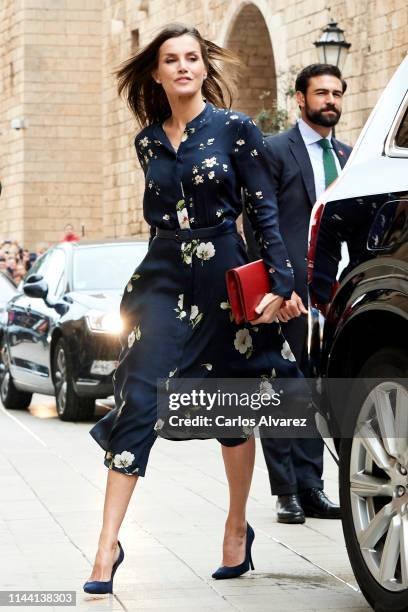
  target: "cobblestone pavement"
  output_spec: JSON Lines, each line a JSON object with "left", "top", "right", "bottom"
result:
{"left": 0, "top": 396, "right": 371, "bottom": 612}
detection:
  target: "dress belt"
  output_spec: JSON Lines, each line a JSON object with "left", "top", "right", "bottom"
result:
{"left": 155, "top": 219, "right": 237, "bottom": 241}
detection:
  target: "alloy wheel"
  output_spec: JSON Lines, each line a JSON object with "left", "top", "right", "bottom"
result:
{"left": 350, "top": 381, "right": 408, "bottom": 592}
{"left": 0, "top": 370, "right": 10, "bottom": 403}
{"left": 55, "top": 347, "right": 68, "bottom": 416}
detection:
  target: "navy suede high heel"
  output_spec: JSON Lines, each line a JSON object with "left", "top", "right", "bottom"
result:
{"left": 83, "top": 541, "right": 124, "bottom": 594}
{"left": 212, "top": 523, "right": 255, "bottom": 580}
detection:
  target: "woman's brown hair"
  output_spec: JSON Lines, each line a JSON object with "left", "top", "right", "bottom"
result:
{"left": 116, "top": 23, "right": 240, "bottom": 127}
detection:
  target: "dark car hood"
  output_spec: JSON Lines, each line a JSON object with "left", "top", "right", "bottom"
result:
{"left": 68, "top": 290, "right": 123, "bottom": 312}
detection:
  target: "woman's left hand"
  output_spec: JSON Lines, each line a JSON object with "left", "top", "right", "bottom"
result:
{"left": 250, "top": 293, "right": 284, "bottom": 325}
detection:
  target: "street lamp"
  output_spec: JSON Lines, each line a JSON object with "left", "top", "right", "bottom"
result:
{"left": 313, "top": 20, "right": 351, "bottom": 70}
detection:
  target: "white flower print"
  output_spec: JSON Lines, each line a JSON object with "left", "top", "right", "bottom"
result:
{"left": 128, "top": 330, "right": 135, "bottom": 348}
{"left": 180, "top": 240, "right": 198, "bottom": 265}
{"left": 189, "top": 305, "right": 203, "bottom": 328}
{"left": 162, "top": 213, "right": 170, "bottom": 221}
{"left": 135, "top": 325, "right": 141, "bottom": 341}
{"left": 126, "top": 281, "right": 133, "bottom": 293}
{"left": 190, "top": 305, "right": 199, "bottom": 320}
{"left": 175, "top": 294, "right": 187, "bottom": 320}
{"left": 165, "top": 367, "right": 178, "bottom": 391}
{"left": 223, "top": 164, "right": 228, "bottom": 172}
{"left": 194, "top": 174, "right": 204, "bottom": 185}
{"left": 192, "top": 165, "right": 198, "bottom": 174}
{"left": 255, "top": 191, "right": 263, "bottom": 199}
{"left": 207, "top": 138, "right": 215, "bottom": 145}
{"left": 250, "top": 149, "right": 258, "bottom": 157}
{"left": 154, "top": 419, "right": 165, "bottom": 431}
{"left": 281, "top": 340, "right": 296, "bottom": 362}
{"left": 259, "top": 378, "right": 276, "bottom": 401}
{"left": 177, "top": 208, "right": 190, "bottom": 229}
{"left": 230, "top": 114, "right": 239, "bottom": 120}
{"left": 148, "top": 180, "right": 153, "bottom": 189}
{"left": 113, "top": 451, "right": 135, "bottom": 469}
{"left": 234, "top": 329, "right": 253, "bottom": 359}
{"left": 236, "top": 139, "right": 245, "bottom": 146}
{"left": 139, "top": 136, "right": 150, "bottom": 147}
{"left": 216, "top": 209, "right": 223, "bottom": 218}
{"left": 196, "top": 241, "right": 215, "bottom": 261}
{"left": 208, "top": 171, "right": 215, "bottom": 180}
{"left": 203, "top": 156, "right": 217, "bottom": 168}
{"left": 220, "top": 300, "right": 234, "bottom": 322}
{"left": 148, "top": 149, "right": 153, "bottom": 157}
{"left": 201, "top": 363, "right": 213, "bottom": 371}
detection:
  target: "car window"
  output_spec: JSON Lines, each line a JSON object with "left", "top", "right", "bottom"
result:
{"left": 27, "top": 252, "right": 50, "bottom": 278}
{"left": 73, "top": 243, "right": 148, "bottom": 291}
{"left": 44, "top": 249, "right": 66, "bottom": 297}
{"left": 395, "top": 106, "right": 408, "bottom": 148}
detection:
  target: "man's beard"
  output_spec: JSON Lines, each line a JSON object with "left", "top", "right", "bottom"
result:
{"left": 306, "top": 104, "right": 341, "bottom": 127}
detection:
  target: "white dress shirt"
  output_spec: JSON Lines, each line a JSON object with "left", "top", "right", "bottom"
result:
{"left": 297, "top": 118, "right": 342, "bottom": 200}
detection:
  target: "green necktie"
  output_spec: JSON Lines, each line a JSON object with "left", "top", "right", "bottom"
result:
{"left": 317, "top": 138, "right": 338, "bottom": 188}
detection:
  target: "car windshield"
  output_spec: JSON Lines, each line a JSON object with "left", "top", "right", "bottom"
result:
{"left": 73, "top": 243, "right": 147, "bottom": 291}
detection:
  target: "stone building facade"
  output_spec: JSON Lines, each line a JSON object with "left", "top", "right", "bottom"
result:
{"left": 0, "top": 0, "right": 407, "bottom": 249}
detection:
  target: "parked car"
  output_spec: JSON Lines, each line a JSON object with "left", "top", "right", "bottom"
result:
{"left": 308, "top": 57, "right": 408, "bottom": 612}
{"left": 0, "top": 239, "right": 148, "bottom": 421}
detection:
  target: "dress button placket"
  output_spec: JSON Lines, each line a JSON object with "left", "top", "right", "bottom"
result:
{"left": 175, "top": 130, "right": 192, "bottom": 231}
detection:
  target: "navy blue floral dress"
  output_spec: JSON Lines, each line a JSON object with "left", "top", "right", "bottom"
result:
{"left": 90, "top": 102, "right": 301, "bottom": 476}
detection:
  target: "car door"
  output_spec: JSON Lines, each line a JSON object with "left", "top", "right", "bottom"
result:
{"left": 8, "top": 249, "right": 66, "bottom": 393}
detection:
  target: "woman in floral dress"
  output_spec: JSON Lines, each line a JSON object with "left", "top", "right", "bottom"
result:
{"left": 85, "top": 23, "right": 301, "bottom": 589}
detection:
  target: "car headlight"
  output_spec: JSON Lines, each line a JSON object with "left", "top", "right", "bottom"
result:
{"left": 86, "top": 310, "right": 123, "bottom": 334}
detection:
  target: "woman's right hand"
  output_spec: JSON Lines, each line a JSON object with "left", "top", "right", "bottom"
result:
{"left": 276, "top": 291, "right": 308, "bottom": 323}
{"left": 251, "top": 293, "right": 284, "bottom": 325}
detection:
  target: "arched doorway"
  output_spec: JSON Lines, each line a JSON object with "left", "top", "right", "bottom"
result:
{"left": 225, "top": 3, "right": 277, "bottom": 120}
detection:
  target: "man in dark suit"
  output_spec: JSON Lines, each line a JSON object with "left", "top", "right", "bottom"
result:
{"left": 244, "top": 64, "right": 352, "bottom": 523}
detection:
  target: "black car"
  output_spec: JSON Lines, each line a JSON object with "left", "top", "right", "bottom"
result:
{"left": 308, "top": 58, "right": 408, "bottom": 611}
{"left": 0, "top": 239, "right": 148, "bottom": 421}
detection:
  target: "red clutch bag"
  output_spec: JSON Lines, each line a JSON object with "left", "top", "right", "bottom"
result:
{"left": 225, "top": 259, "right": 270, "bottom": 324}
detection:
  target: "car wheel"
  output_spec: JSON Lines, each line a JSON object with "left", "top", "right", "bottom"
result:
{"left": 340, "top": 347, "right": 408, "bottom": 612}
{"left": 52, "top": 338, "right": 95, "bottom": 421}
{"left": 0, "top": 365, "right": 32, "bottom": 410}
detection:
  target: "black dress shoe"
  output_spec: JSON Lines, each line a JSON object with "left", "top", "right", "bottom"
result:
{"left": 299, "top": 488, "right": 341, "bottom": 519}
{"left": 276, "top": 494, "right": 305, "bottom": 524}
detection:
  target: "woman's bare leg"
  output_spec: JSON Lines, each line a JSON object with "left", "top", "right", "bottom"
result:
{"left": 87, "top": 470, "right": 138, "bottom": 581}
{"left": 221, "top": 436, "right": 255, "bottom": 566}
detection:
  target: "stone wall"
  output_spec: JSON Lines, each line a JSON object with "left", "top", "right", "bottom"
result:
{"left": 0, "top": 0, "right": 25, "bottom": 242}
{"left": 1, "top": 0, "right": 103, "bottom": 249}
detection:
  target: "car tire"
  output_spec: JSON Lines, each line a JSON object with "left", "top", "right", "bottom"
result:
{"left": 339, "top": 347, "right": 408, "bottom": 612}
{"left": 0, "top": 365, "right": 32, "bottom": 410}
{"left": 52, "top": 338, "right": 95, "bottom": 421}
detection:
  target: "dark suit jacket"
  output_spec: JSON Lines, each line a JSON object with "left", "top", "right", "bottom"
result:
{"left": 243, "top": 123, "right": 351, "bottom": 365}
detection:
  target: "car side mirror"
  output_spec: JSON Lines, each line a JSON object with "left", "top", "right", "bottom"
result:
{"left": 23, "top": 274, "right": 49, "bottom": 300}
